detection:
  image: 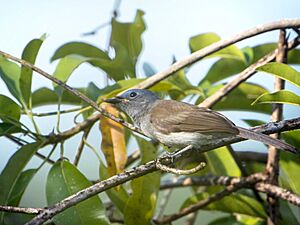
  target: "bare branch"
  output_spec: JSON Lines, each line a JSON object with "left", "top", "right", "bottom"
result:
{"left": 266, "top": 29, "right": 287, "bottom": 225}
{"left": 0, "top": 205, "right": 42, "bottom": 214}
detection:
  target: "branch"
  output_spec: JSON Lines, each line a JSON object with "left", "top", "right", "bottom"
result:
{"left": 26, "top": 117, "right": 299, "bottom": 225}
{"left": 0, "top": 205, "right": 42, "bottom": 214}
{"left": 133, "top": 19, "right": 300, "bottom": 90}
{"left": 266, "top": 29, "right": 287, "bottom": 225}
{"left": 255, "top": 183, "right": 300, "bottom": 207}
{"left": 199, "top": 34, "right": 300, "bottom": 108}
{"left": 155, "top": 173, "right": 266, "bottom": 224}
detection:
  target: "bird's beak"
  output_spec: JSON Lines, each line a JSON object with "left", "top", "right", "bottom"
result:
{"left": 104, "top": 96, "right": 125, "bottom": 104}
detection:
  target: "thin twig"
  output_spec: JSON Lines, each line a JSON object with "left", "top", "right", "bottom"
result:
{"left": 266, "top": 29, "right": 287, "bottom": 225}
{"left": 133, "top": 19, "right": 300, "bottom": 90}
{"left": 74, "top": 126, "right": 92, "bottom": 166}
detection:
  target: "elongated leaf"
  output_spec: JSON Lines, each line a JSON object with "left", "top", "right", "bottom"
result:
{"left": 46, "top": 160, "right": 110, "bottom": 225}
{"left": 288, "top": 49, "right": 300, "bottom": 64}
{"left": 32, "top": 87, "right": 83, "bottom": 107}
{"left": 0, "top": 55, "right": 22, "bottom": 103}
{"left": 182, "top": 192, "right": 266, "bottom": 219}
{"left": 110, "top": 9, "right": 146, "bottom": 79}
{"left": 189, "top": 33, "right": 245, "bottom": 61}
{"left": 99, "top": 163, "right": 129, "bottom": 213}
{"left": 251, "top": 43, "right": 277, "bottom": 62}
{"left": 208, "top": 83, "right": 272, "bottom": 114}
{"left": 257, "top": 62, "right": 300, "bottom": 88}
{"left": 7, "top": 169, "right": 37, "bottom": 206}
{"left": 0, "top": 142, "right": 42, "bottom": 224}
{"left": 20, "top": 36, "right": 45, "bottom": 108}
{"left": 124, "top": 137, "right": 160, "bottom": 225}
{"left": 0, "top": 123, "right": 23, "bottom": 136}
{"left": 51, "top": 42, "right": 109, "bottom": 62}
{"left": 0, "top": 94, "right": 21, "bottom": 122}
{"left": 279, "top": 200, "right": 300, "bottom": 225}
{"left": 200, "top": 58, "right": 247, "bottom": 86}
{"left": 99, "top": 103, "right": 127, "bottom": 177}
{"left": 204, "top": 146, "right": 241, "bottom": 176}
{"left": 208, "top": 216, "right": 244, "bottom": 225}
{"left": 252, "top": 90, "right": 300, "bottom": 106}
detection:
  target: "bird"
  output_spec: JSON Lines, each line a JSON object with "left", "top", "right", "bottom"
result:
{"left": 104, "top": 89, "right": 298, "bottom": 154}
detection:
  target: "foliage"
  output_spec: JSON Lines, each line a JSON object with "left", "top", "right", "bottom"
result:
{"left": 0, "top": 9, "right": 299, "bottom": 225}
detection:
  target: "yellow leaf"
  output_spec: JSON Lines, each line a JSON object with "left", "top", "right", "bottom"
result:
{"left": 99, "top": 103, "right": 127, "bottom": 179}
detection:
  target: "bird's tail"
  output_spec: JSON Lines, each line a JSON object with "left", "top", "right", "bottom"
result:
{"left": 237, "top": 127, "right": 298, "bottom": 154}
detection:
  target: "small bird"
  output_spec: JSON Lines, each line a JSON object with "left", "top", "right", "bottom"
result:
{"left": 105, "top": 89, "right": 298, "bottom": 154}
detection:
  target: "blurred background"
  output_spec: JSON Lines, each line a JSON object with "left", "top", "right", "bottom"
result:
{"left": 0, "top": 0, "right": 299, "bottom": 224}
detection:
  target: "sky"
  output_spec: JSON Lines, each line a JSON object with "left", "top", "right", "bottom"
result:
{"left": 0, "top": 0, "right": 300, "bottom": 212}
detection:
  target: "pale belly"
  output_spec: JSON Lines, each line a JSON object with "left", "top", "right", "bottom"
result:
{"left": 153, "top": 131, "right": 232, "bottom": 149}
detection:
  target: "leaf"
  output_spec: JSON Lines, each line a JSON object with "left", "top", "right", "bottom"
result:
{"left": 204, "top": 146, "right": 241, "bottom": 176}
{"left": 189, "top": 32, "right": 245, "bottom": 61}
{"left": 0, "top": 123, "right": 24, "bottom": 136}
{"left": 32, "top": 87, "right": 83, "bottom": 107}
{"left": 99, "top": 163, "right": 129, "bottom": 213}
{"left": 20, "top": 36, "right": 45, "bottom": 108}
{"left": 288, "top": 48, "right": 300, "bottom": 64}
{"left": 209, "top": 83, "right": 272, "bottom": 114}
{"left": 0, "top": 142, "right": 42, "bottom": 224}
{"left": 252, "top": 90, "right": 300, "bottom": 106}
{"left": 51, "top": 42, "right": 109, "bottom": 62}
{"left": 143, "top": 62, "right": 156, "bottom": 77}
{"left": 7, "top": 169, "right": 37, "bottom": 206}
{"left": 257, "top": 62, "right": 300, "bottom": 88}
{"left": 123, "top": 137, "right": 160, "bottom": 225}
{"left": 0, "top": 55, "right": 22, "bottom": 103}
{"left": 46, "top": 160, "right": 110, "bottom": 225}
{"left": 110, "top": 9, "right": 146, "bottom": 79}
{"left": 208, "top": 216, "right": 244, "bottom": 225}
{"left": 280, "top": 130, "right": 300, "bottom": 195}
{"left": 279, "top": 200, "right": 300, "bottom": 225}
{"left": 200, "top": 58, "right": 247, "bottom": 86}
{"left": 99, "top": 103, "right": 127, "bottom": 177}
{"left": 182, "top": 192, "right": 266, "bottom": 219}
{"left": 166, "top": 67, "right": 202, "bottom": 100}
{"left": 0, "top": 94, "right": 21, "bottom": 122}
{"left": 251, "top": 43, "right": 277, "bottom": 62}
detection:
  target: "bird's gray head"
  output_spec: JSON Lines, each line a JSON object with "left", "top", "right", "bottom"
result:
{"left": 104, "top": 89, "right": 159, "bottom": 122}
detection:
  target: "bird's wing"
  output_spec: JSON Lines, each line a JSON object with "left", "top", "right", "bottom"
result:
{"left": 150, "top": 100, "right": 238, "bottom": 134}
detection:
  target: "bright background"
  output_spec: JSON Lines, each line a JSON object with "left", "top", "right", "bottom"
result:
{"left": 0, "top": 0, "right": 299, "bottom": 223}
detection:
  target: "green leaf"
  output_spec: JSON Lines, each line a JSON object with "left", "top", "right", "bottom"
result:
{"left": 257, "top": 62, "right": 300, "bottom": 88}
{"left": 110, "top": 10, "right": 146, "bottom": 79}
{"left": 0, "top": 94, "right": 21, "bottom": 122}
{"left": 204, "top": 146, "right": 241, "bottom": 176}
{"left": 0, "top": 142, "right": 42, "bottom": 224}
{"left": 0, "top": 55, "right": 22, "bottom": 103}
{"left": 279, "top": 200, "right": 300, "bottom": 225}
{"left": 0, "top": 123, "right": 24, "bottom": 136}
{"left": 251, "top": 43, "right": 277, "bottom": 62}
{"left": 208, "top": 216, "right": 244, "bottom": 225}
{"left": 182, "top": 192, "right": 266, "bottom": 219}
{"left": 252, "top": 90, "right": 300, "bottom": 106}
{"left": 99, "top": 163, "right": 129, "bottom": 213}
{"left": 209, "top": 83, "right": 272, "bottom": 114}
{"left": 51, "top": 42, "right": 109, "bottom": 62}
{"left": 7, "top": 169, "right": 37, "bottom": 206}
{"left": 288, "top": 48, "right": 300, "bottom": 64}
{"left": 32, "top": 87, "right": 83, "bottom": 107}
{"left": 46, "top": 160, "right": 110, "bottom": 225}
{"left": 200, "top": 58, "right": 247, "bottom": 86}
{"left": 124, "top": 137, "right": 160, "bottom": 225}
{"left": 280, "top": 130, "right": 300, "bottom": 195}
{"left": 20, "top": 37, "right": 44, "bottom": 108}
{"left": 143, "top": 62, "right": 156, "bottom": 77}
{"left": 189, "top": 33, "right": 245, "bottom": 61}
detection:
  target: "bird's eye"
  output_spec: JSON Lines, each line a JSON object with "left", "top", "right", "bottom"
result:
{"left": 129, "top": 92, "right": 137, "bottom": 98}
